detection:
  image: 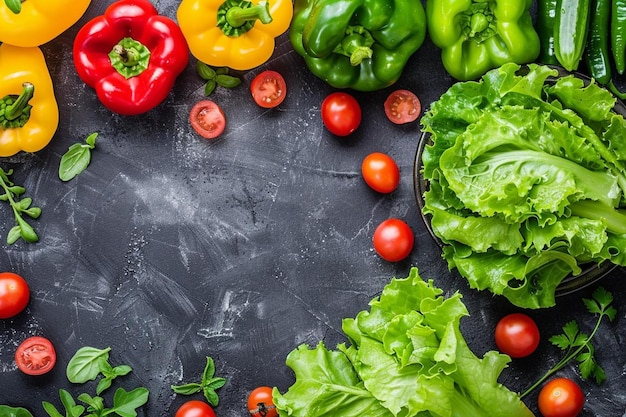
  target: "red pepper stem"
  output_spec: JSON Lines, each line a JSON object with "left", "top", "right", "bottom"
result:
{"left": 112, "top": 44, "right": 141, "bottom": 67}
{"left": 5, "top": 82, "right": 34, "bottom": 122}
{"left": 225, "top": 1, "right": 273, "bottom": 28}
{"left": 108, "top": 37, "right": 151, "bottom": 79}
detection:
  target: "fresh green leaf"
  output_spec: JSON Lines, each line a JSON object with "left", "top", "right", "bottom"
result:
{"left": 170, "top": 383, "right": 202, "bottom": 395}
{"left": 204, "top": 79, "right": 217, "bottom": 96}
{"left": 0, "top": 405, "right": 33, "bottom": 417}
{"left": 420, "top": 62, "right": 626, "bottom": 308}
{"left": 0, "top": 167, "right": 40, "bottom": 244}
{"left": 522, "top": 287, "right": 616, "bottom": 397}
{"left": 274, "top": 268, "right": 534, "bottom": 417}
{"left": 215, "top": 74, "right": 241, "bottom": 89}
{"left": 66, "top": 346, "right": 112, "bottom": 383}
{"left": 108, "top": 387, "right": 149, "bottom": 417}
{"left": 196, "top": 62, "right": 216, "bottom": 80}
{"left": 42, "top": 402, "right": 64, "bottom": 417}
{"left": 59, "top": 133, "right": 98, "bottom": 181}
{"left": 171, "top": 356, "right": 227, "bottom": 406}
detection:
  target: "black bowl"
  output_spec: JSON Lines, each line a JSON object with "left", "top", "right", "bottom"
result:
{"left": 413, "top": 67, "right": 620, "bottom": 297}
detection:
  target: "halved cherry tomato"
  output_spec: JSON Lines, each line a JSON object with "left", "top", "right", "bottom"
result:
{"left": 0, "top": 272, "right": 30, "bottom": 319}
{"left": 362, "top": 152, "right": 400, "bottom": 193}
{"left": 321, "top": 92, "right": 361, "bottom": 136}
{"left": 175, "top": 400, "right": 216, "bottom": 417}
{"left": 190, "top": 100, "right": 226, "bottom": 139}
{"left": 251, "top": 70, "right": 287, "bottom": 108}
{"left": 15, "top": 336, "right": 56, "bottom": 376}
{"left": 495, "top": 313, "right": 540, "bottom": 358}
{"left": 538, "top": 377, "right": 585, "bottom": 417}
{"left": 247, "top": 386, "right": 278, "bottom": 417}
{"left": 384, "top": 89, "right": 421, "bottom": 124}
{"left": 372, "top": 218, "right": 414, "bottom": 262}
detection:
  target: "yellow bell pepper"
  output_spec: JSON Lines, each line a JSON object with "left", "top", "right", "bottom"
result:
{"left": 177, "top": 0, "right": 293, "bottom": 70}
{"left": 0, "top": 44, "right": 59, "bottom": 157}
{"left": 0, "top": 0, "right": 92, "bottom": 47}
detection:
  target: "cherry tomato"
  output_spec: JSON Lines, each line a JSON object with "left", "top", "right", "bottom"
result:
{"left": 494, "top": 313, "right": 540, "bottom": 358}
{"left": 538, "top": 378, "right": 585, "bottom": 417}
{"left": 384, "top": 89, "right": 421, "bottom": 124}
{"left": 175, "top": 400, "right": 216, "bottom": 417}
{"left": 251, "top": 70, "right": 287, "bottom": 108}
{"left": 321, "top": 92, "right": 361, "bottom": 136}
{"left": 247, "top": 386, "right": 278, "bottom": 417}
{"left": 361, "top": 152, "right": 400, "bottom": 193}
{"left": 15, "top": 336, "right": 56, "bottom": 376}
{"left": 190, "top": 100, "right": 226, "bottom": 139}
{"left": 372, "top": 218, "right": 414, "bottom": 262}
{"left": 0, "top": 272, "right": 30, "bottom": 319}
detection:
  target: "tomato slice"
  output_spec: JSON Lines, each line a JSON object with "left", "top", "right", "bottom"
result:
{"left": 15, "top": 336, "right": 57, "bottom": 376}
{"left": 190, "top": 100, "right": 226, "bottom": 139}
{"left": 384, "top": 89, "right": 421, "bottom": 124}
{"left": 251, "top": 70, "right": 287, "bottom": 108}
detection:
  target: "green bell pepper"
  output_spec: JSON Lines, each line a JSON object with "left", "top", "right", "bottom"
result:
{"left": 289, "top": 0, "right": 426, "bottom": 91}
{"left": 426, "top": 0, "right": 540, "bottom": 81}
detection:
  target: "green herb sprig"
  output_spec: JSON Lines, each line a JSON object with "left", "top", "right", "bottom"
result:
{"left": 0, "top": 167, "right": 41, "bottom": 244}
{"left": 196, "top": 62, "right": 241, "bottom": 96}
{"left": 171, "top": 356, "right": 227, "bottom": 406}
{"left": 4, "top": 0, "right": 22, "bottom": 14}
{"left": 41, "top": 346, "right": 148, "bottom": 417}
{"left": 59, "top": 132, "right": 98, "bottom": 181}
{"left": 521, "top": 287, "right": 617, "bottom": 398}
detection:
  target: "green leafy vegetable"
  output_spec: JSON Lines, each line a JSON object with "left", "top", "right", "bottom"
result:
{"left": 0, "top": 405, "right": 33, "bottom": 417}
{"left": 43, "top": 347, "right": 148, "bottom": 417}
{"left": 0, "top": 167, "right": 41, "bottom": 244}
{"left": 66, "top": 346, "right": 132, "bottom": 395}
{"left": 196, "top": 62, "right": 241, "bottom": 96}
{"left": 273, "top": 267, "right": 534, "bottom": 417}
{"left": 420, "top": 62, "right": 626, "bottom": 308}
{"left": 521, "top": 287, "right": 617, "bottom": 397}
{"left": 59, "top": 132, "right": 97, "bottom": 181}
{"left": 4, "top": 0, "right": 22, "bottom": 14}
{"left": 171, "top": 356, "right": 227, "bottom": 406}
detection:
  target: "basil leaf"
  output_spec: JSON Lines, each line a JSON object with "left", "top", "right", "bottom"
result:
{"left": 110, "top": 387, "right": 149, "bottom": 417}
{"left": 215, "top": 74, "right": 241, "bottom": 89}
{"left": 0, "top": 405, "right": 33, "bottom": 417}
{"left": 196, "top": 62, "right": 216, "bottom": 80}
{"left": 59, "top": 143, "right": 91, "bottom": 182}
{"left": 171, "top": 383, "right": 202, "bottom": 395}
{"left": 59, "top": 132, "right": 98, "bottom": 181}
{"left": 66, "top": 346, "right": 111, "bottom": 383}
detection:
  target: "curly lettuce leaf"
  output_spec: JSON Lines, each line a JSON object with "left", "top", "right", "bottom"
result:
{"left": 420, "top": 62, "right": 626, "bottom": 308}
{"left": 274, "top": 268, "right": 534, "bottom": 417}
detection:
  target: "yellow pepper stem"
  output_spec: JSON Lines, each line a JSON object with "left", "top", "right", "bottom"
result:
{"left": 1, "top": 82, "right": 34, "bottom": 129}
{"left": 218, "top": 0, "right": 273, "bottom": 37}
{"left": 4, "top": 0, "right": 23, "bottom": 14}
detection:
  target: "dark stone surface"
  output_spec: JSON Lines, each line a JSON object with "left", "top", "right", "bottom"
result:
{"left": 1, "top": 1, "right": 625, "bottom": 416}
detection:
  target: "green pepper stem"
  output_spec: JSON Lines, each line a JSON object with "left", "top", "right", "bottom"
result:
{"left": 5, "top": 82, "right": 34, "bottom": 121}
{"left": 334, "top": 26, "right": 374, "bottom": 66}
{"left": 225, "top": 1, "right": 272, "bottom": 27}
{"left": 469, "top": 13, "right": 489, "bottom": 37}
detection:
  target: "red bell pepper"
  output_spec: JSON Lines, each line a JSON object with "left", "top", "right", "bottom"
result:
{"left": 73, "top": 0, "right": 189, "bottom": 116}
